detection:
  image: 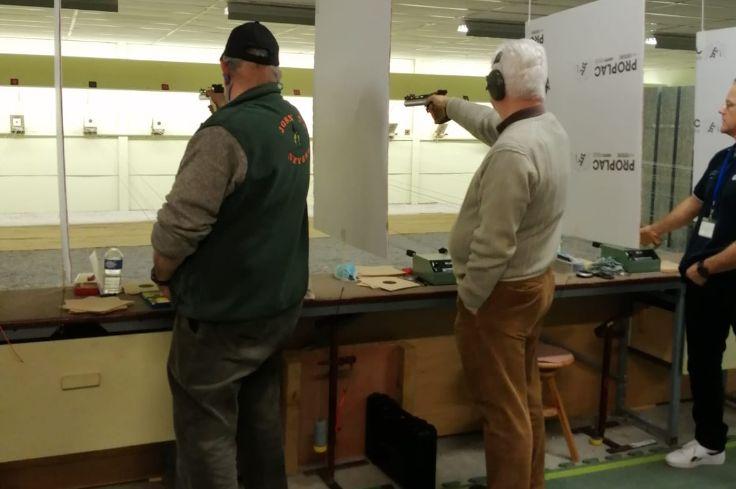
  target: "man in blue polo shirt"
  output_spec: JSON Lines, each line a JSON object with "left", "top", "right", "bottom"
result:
{"left": 640, "top": 79, "right": 736, "bottom": 469}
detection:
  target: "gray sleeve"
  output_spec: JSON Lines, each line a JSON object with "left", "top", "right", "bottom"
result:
{"left": 446, "top": 98, "right": 502, "bottom": 147}
{"left": 151, "top": 126, "right": 247, "bottom": 259}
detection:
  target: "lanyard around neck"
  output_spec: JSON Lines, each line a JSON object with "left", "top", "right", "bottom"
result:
{"left": 710, "top": 147, "right": 735, "bottom": 215}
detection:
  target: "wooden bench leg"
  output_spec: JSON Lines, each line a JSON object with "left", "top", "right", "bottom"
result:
{"left": 282, "top": 352, "right": 302, "bottom": 475}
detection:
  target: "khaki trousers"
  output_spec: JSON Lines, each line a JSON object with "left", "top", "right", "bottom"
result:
{"left": 455, "top": 269, "right": 555, "bottom": 489}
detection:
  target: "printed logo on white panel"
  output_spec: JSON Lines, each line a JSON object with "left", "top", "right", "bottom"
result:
{"left": 574, "top": 152, "right": 637, "bottom": 173}
{"left": 576, "top": 54, "right": 640, "bottom": 81}
{"left": 576, "top": 61, "right": 591, "bottom": 80}
{"left": 574, "top": 152, "right": 588, "bottom": 172}
{"left": 697, "top": 43, "right": 727, "bottom": 61}
{"left": 529, "top": 29, "right": 545, "bottom": 45}
{"left": 694, "top": 118, "right": 723, "bottom": 135}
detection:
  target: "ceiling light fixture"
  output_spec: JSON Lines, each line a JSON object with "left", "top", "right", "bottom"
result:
{"left": 396, "top": 3, "right": 468, "bottom": 12}
{"left": 464, "top": 19, "right": 524, "bottom": 39}
{"left": 654, "top": 33, "right": 695, "bottom": 51}
{"left": 457, "top": 23, "right": 468, "bottom": 34}
{"left": 645, "top": 36, "right": 657, "bottom": 46}
{"left": 0, "top": 0, "right": 117, "bottom": 11}
{"left": 227, "top": 1, "right": 315, "bottom": 26}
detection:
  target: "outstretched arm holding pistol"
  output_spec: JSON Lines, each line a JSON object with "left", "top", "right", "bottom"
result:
{"left": 203, "top": 84, "right": 227, "bottom": 113}
{"left": 404, "top": 90, "right": 450, "bottom": 123}
{"left": 413, "top": 91, "right": 502, "bottom": 147}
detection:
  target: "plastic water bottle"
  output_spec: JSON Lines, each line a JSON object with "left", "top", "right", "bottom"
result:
{"left": 102, "top": 247, "right": 124, "bottom": 295}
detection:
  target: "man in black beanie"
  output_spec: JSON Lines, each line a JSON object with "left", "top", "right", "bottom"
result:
{"left": 151, "top": 22, "right": 310, "bottom": 489}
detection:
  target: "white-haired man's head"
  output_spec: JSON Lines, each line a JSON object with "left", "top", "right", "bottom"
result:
{"left": 489, "top": 39, "right": 548, "bottom": 102}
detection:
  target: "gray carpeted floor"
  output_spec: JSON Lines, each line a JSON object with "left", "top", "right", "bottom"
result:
{"left": 0, "top": 233, "right": 452, "bottom": 290}
{"left": 0, "top": 234, "right": 609, "bottom": 291}
{"left": 96, "top": 402, "right": 736, "bottom": 489}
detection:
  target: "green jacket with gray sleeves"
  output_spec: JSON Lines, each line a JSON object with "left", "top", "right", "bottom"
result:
{"left": 169, "top": 82, "right": 310, "bottom": 322}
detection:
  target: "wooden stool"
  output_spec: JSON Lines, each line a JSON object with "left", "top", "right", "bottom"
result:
{"left": 537, "top": 343, "right": 580, "bottom": 463}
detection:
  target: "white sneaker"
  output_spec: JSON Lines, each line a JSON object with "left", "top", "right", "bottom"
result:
{"left": 665, "top": 440, "right": 726, "bottom": 469}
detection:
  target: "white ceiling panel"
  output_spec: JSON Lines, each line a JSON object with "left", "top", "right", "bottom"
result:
{"left": 0, "top": 0, "right": 731, "bottom": 72}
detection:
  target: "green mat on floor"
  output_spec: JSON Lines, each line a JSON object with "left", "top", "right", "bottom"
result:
{"left": 545, "top": 441, "right": 736, "bottom": 488}
{"left": 362, "top": 441, "right": 736, "bottom": 489}
{"left": 416, "top": 441, "right": 736, "bottom": 489}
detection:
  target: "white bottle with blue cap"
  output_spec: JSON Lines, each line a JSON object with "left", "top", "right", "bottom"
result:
{"left": 102, "top": 247, "right": 124, "bottom": 295}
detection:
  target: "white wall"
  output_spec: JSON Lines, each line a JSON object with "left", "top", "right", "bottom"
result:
{"left": 0, "top": 86, "right": 487, "bottom": 218}
{"left": 0, "top": 36, "right": 689, "bottom": 223}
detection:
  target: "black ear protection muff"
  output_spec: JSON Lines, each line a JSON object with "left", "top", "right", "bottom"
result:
{"left": 486, "top": 51, "right": 506, "bottom": 101}
{"left": 486, "top": 50, "right": 552, "bottom": 100}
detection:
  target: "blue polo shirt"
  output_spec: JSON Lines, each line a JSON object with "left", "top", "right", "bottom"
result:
{"left": 680, "top": 145, "right": 736, "bottom": 279}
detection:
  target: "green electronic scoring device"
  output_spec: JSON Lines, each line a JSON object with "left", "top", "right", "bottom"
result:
{"left": 407, "top": 249, "right": 456, "bottom": 285}
{"left": 597, "top": 243, "right": 661, "bottom": 273}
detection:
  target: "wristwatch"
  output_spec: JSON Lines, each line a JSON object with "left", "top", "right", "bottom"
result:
{"left": 150, "top": 267, "right": 171, "bottom": 286}
{"left": 696, "top": 260, "right": 710, "bottom": 280}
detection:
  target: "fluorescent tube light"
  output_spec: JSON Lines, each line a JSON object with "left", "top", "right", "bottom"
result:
{"left": 0, "top": 0, "right": 117, "bottom": 12}
{"left": 227, "top": 1, "right": 315, "bottom": 26}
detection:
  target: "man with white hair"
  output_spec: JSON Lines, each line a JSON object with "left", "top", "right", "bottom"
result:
{"left": 427, "top": 39, "right": 569, "bottom": 489}
{"left": 150, "top": 22, "right": 310, "bottom": 489}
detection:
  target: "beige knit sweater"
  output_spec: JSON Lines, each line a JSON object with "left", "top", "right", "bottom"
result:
{"left": 446, "top": 98, "right": 570, "bottom": 312}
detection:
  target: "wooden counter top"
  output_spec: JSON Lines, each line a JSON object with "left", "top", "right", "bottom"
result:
{"left": 0, "top": 270, "right": 682, "bottom": 331}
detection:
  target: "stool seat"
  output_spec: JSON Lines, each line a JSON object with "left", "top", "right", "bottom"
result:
{"left": 536, "top": 342, "right": 579, "bottom": 463}
{"left": 537, "top": 343, "right": 575, "bottom": 369}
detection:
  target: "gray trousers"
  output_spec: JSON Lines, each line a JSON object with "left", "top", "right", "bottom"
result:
{"left": 167, "top": 304, "right": 300, "bottom": 489}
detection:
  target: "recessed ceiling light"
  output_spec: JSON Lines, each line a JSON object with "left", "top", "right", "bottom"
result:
{"left": 396, "top": 3, "right": 467, "bottom": 11}
{"left": 0, "top": 0, "right": 117, "bottom": 12}
{"left": 227, "top": 1, "right": 315, "bottom": 25}
{"left": 645, "top": 36, "right": 657, "bottom": 46}
{"left": 457, "top": 23, "right": 468, "bottom": 34}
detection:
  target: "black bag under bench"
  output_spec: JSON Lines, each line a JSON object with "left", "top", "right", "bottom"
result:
{"left": 365, "top": 393, "right": 437, "bottom": 489}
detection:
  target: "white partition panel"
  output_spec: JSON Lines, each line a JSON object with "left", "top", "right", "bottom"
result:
{"left": 694, "top": 28, "right": 736, "bottom": 186}
{"left": 527, "top": 0, "right": 645, "bottom": 248}
{"left": 313, "top": 0, "right": 392, "bottom": 256}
